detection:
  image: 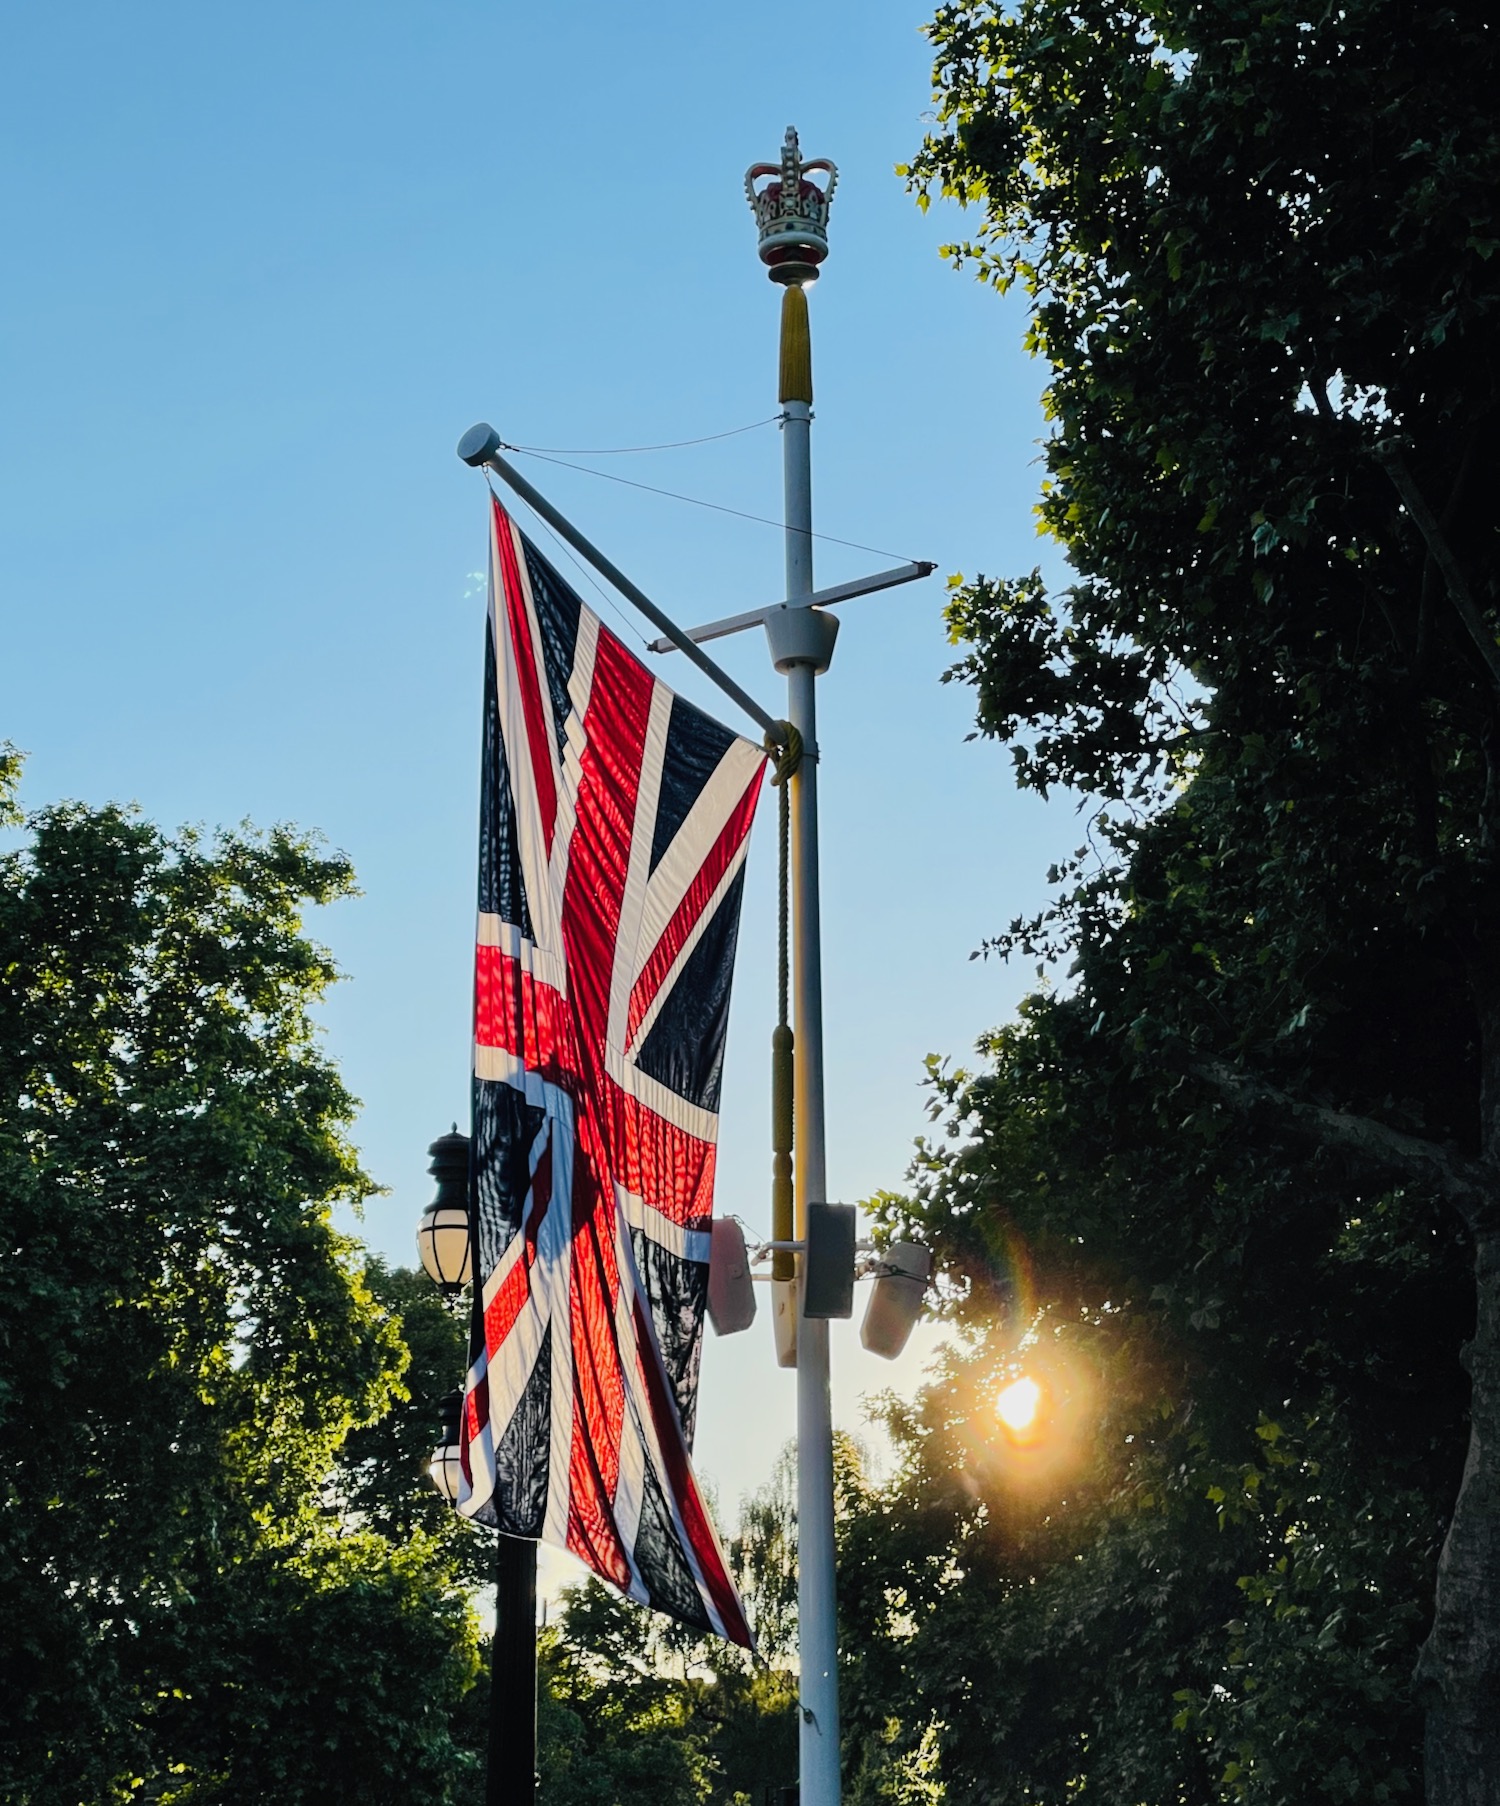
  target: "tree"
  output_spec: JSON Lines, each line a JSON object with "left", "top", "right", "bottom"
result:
{"left": 335, "top": 1259, "right": 494, "bottom": 1592}
{"left": 870, "top": 1, "right": 1500, "bottom": 1799}
{"left": 0, "top": 758, "right": 479, "bottom": 1802}
{"left": 534, "top": 1574, "right": 798, "bottom": 1806}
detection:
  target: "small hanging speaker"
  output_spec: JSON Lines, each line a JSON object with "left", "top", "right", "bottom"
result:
{"left": 707, "top": 1217, "right": 757, "bottom": 1336}
{"left": 860, "top": 1242, "right": 931, "bottom": 1359}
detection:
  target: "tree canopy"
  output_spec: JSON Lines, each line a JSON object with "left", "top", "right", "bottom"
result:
{"left": 0, "top": 760, "right": 479, "bottom": 1803}
{"left": 838, "top": 0, "right": 1500, "bottom": 1800}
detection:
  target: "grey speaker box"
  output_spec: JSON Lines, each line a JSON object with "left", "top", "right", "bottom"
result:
{"left": 707, "top": 1217, "right": 757, "bottom": 1335}
{"left": 860, "top": 1241, "right": 931, "bottom": 1359}
{"left": 803, "top": 1202, "right": 856, "bottom": 1319}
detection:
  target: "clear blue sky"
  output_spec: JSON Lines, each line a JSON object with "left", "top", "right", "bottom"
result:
{"left": 2, "top": 3, "right": 1071, "bottom": 1529}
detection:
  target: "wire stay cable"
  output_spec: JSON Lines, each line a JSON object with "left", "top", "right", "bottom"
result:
{"left": 499, "top": 445, "right": 923, "bottom": 566}
{"left": 502, "top": 417, "right": 783, "bottom": 456}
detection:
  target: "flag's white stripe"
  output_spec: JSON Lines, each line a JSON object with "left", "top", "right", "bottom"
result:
{"left": 464, "top": 1048, "right": 576, "bottom": 1548}
{"left": 609, "top": 1216, "right": 650, "bottom": 1603}
{"left": 489, "top": 538, "right": 561, "bottom": 956}
{"left": 609, "top": 680, "right": 672, "bottom": 1061}
{"left": 457, "top": 1342, "right": 498, "bottom": 1517}
{"left": 541, "top": 1117, "right": 577, "bottom": 1551}
{"left": 477, "top": 913, "right": 524, "bottom": 951}
{"left": 483, "top": 1114, "right": 568, "bottom": 1408}
{"left": 504, "top": 513, "right": 565, "bottom": 791}
{"left": 616, "top": 1186, "right": 712, "bottom": 1264}
{"left": 491, "top": 510, "right": 593, "bottom": 961}
{"left": 601, "top": 1047, "right": 722, "bottom": 1141}
{"left": 625, "top": 839, "right": 753, "bottom": 1061}
{"left": 459, "top": 1102, "right": 572, "bottom": 1523}
{"left": 475, "top": 1043, "right": 568, "bottom": 1111}
{"left": 629, "top": 736, "right": 764, "bottom": 996}
{"left": 547, "top": 608, "right": 598, "bottom": 918}
{"left": 482, "top": 1201, "right": 568, "bottom": 1432}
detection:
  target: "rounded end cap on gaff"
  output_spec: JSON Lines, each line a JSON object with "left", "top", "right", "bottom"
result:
{"left": 457, "top": 422, "right": 502, "bottom": 466}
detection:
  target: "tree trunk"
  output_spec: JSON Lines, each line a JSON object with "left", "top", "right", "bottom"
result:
{"left": 1418, "top": 1222, "right": 1500, "bottom": 1804}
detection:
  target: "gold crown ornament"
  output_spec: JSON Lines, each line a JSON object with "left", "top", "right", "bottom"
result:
{"left": 745, "top": 127, "right": 838, "bottom": 286}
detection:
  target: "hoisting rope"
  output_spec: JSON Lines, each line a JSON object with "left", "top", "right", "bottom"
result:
{"left": 766, "top": 723, "right": 802, "bottom": 1283}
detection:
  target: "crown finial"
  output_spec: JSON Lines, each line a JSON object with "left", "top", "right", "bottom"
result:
{"left": 744, "top": 126, "right": 838, "bottom": 286}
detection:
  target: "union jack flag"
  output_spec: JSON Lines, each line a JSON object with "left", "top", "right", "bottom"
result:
{"left": 457, "top": 495, "right": 762, "bottom": 1645}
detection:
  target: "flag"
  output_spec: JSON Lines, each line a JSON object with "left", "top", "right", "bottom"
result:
{"left": 457, "top": 494, "right": 763, "bottom": 1646}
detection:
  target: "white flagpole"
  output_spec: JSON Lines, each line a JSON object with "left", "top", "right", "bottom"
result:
{"left": 783, "top": 342, "right": 843, "bottom": 1806}
{"left": 749, "top": 130, "right": 844, "bottom": 1806}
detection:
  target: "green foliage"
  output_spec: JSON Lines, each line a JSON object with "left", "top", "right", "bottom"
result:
{"left": 536, "top": 1576, "right": 798, "bottom": 1805}
{"left": 0, "top": 778, "right": 480, "bottom": 1803}
{"left": 850, "top": 0, "right": 1500, "bottom": 1798}
{"left": 335, "top": 1259, "right": 493, "bottom": 1592}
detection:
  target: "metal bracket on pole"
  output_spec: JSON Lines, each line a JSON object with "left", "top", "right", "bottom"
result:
{"left": 764, "top": 605, "right": 840, "bottom": 676}
{"left": 644, "top": 561, "right": 936, "bottom": 655}
{"left": 457, "top": 423, "right": 787, "bottom": 750}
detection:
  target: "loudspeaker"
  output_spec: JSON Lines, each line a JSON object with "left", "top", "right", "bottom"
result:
{"left": 707, "top": 1217, "right": 757, "bottom": 1335}
{"left": 860, "top": 1241, "right": 931, "bottom": 1359}
{"left": 803, "top": 1202, "right": 856, "bottom": 1319}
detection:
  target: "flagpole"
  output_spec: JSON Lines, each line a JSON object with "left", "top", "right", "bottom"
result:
{"left": 750, "top": 133, "right": 844, "bottom": 1806}
{"left": 784, "top": 355, "right": 842, "bottom": 1806}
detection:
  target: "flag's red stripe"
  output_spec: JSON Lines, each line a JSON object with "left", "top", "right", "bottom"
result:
{"left": 552, "top": 619, "right": 656, "bottom": 1516}
{"left": 625, "top": 765, "right": 764, "bottom": 1049}
{"left": 564, "top": 1169, "right": 631, "bottom": 1588}
{"left": 561, "top": 623, "right": 654, "bottom": 1062}
{"left": 633, "top": 1298, "right": 752, "bottom": 1646}
{"left": 597, "top": 1079, "right": 716, "bottom": 1226}
{"left": 475, "top": 944, "right": 573, "bottom": 1078}
{"left": 492, "top": 496, "right": 558, "bottom": 855}
{"left": 567, "top": 1120, "right": 626, "bottom": 1486}
{"left": 461, "top": 1372, "right": 490, "bottom": 1484}
{"left": 477, "top": 1140, "right": 553, "bottom": 1365}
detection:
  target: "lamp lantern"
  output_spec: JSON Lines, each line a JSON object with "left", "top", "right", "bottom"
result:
{"left": 417, "top": 1127, "right": 472, "bottom": 1295}
{"left": 426, "top": 1388, "right": 466, "bottom": 1505}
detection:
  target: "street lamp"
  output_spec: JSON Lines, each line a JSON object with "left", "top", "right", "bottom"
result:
{"left": 415, "top": 1124, "right": 538, "bottom": 1806}
{"left": 427, "top": 1388, "right": 465, "bottom": 1503}
{"left": 417, "top": 1127, "right": 472, "bottom": 1295}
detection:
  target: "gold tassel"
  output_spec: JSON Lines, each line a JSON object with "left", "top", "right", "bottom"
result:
{"left": 778, "top": 285, "right": 812, "bottom": 405}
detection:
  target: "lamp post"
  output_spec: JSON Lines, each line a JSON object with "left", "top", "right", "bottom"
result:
{"left": 417, "top": 1128, "right": 537, "bottom": 1806}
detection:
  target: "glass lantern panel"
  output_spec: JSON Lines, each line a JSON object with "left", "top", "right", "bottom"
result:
{"left": 427, "top": 1442, "right": 464, "bottom": 1504}
{"left": 418, "top": 1205, "right": 472, "bottom": 1288}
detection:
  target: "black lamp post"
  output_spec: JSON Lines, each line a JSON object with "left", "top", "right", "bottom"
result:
{"left": 418, "top": 1128, "right": 538, "bottom": 1806}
